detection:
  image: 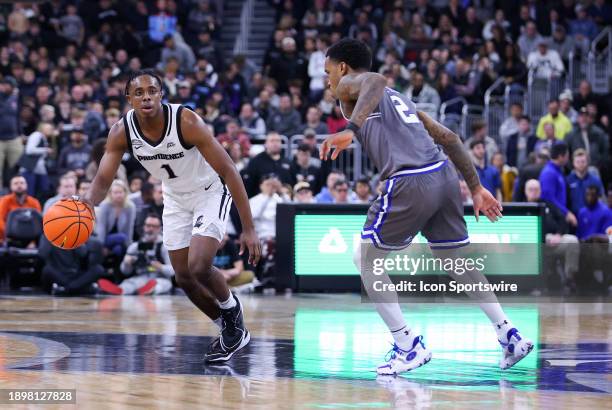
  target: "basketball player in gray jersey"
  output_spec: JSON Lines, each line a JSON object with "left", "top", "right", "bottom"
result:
{"left": 321, "top": 39, "right": 533, "bottom": 376}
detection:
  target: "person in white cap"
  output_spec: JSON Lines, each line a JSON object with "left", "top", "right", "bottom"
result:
{"left": 559, "top": 89, "right": 578, "bottom": 125}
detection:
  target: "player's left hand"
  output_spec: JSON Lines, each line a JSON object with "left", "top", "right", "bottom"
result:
{"left": 320, "top": 129, "right": 355, "bottom": 161}
{"left": 472, "top": 186, "right": 503, "bottom": 222}
{"left": 240, "top": 228, "right": 261, "bottom": 266}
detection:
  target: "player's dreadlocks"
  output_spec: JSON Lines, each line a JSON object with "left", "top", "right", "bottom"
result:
{"left": 124, "top": 69, "right": 164, "bottom": 96}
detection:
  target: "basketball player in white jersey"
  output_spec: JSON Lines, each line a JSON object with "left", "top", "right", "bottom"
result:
{"left": 82, "top": 70, "right": 260, "bottom": 362}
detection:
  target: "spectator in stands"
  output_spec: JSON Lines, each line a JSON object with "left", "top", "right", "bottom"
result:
{"left": 453, "top": 58, "right": 481, "bottom": 105}
{"left": 293, "top": 181, "right": 315, "bottom": 204}
{"left": 135, "top": 183, "right": 163, "bottom": 237}
{"left": 242, "top": 132, "right": 293, "bottom": 197}
{"left": 78, "top": 180, "right": 91, "bottom": 198}
{"left": 588, "top": 0, "right": 612, "bottom": 26}
{"left": 506, "top": 115, "right": 537, "bottom": 169}
{"left": 470, "top": 140, "right": 502, "bottom": 201}
{"left": 194, "top": 29, "right": 224, "bottom": 71}
{"left": 354, "top": 177, "right": 374, "bottom": 204}
{"left": 459, "top": 179, "right": 473, "bottom": 205}
{"left": 39, "top": 234, "right": 103, "bottom": 296}
{"left": 573, "top": 81, "right": 598, "bottom": 111}
{"left": 148, "top": 1, "right": 177, "bottom": 44}
{"left": 497, "top": 43, "right": 527, "bottom": 89}
{"left": 565, "top": 107, "right": 609, "bottom": 170}
{"left": 567, "top": 149, "right": 605, "bottom": 215}
{"left": 524, "top": 179, "right": 579, "bottom": 291}
{"left": 540, "top": 142, "right": 577, "bottom": 227}
{"left": 249, "top": 174, "right": 284, "bottom": 240}
{"left": 267, "top": 94, "right": 302, "bottom": 137}
{"left": 518, "top": 20, "right": 544, "bottom": 61}
{"left": 514, "top": 150, "right": 550, "bottom": 202}
{"left": 330, "top": 179, "right": 353, "bottom": 204}
{"left": 217, "top": 120, "right": 251, "bottom": 158}
{"left": 464, "top": 120, "right": 499, "bottom": 164}
{"left": 19, "top": 122, "right": 56, "bottom": 197}
{"left": 559, "top": 89, "right": 579, "bottom": 125}
{"left": 226, "top": 141, "right": 248, "bottom": 172}
{"left": 57, "top": 128, "right": 91, "bottom": 178}
{"left": 308, "top": 35, "right": 329, "bottom": 102}
{"left": 499, "top": 103, "right": 524, "bottom": 145}
{"left": 290, "top": 143, "right": 321, "bottom": 194}
{"left": 535, "top": 123, "right": 559, "bottom": 154}
{"left": 570, "top": 4, "right": 599, "bottom": 41}
{"left": 577, "top": 185, "right": 612, "bottom": 240}
{"left": 405, "top": 71, "right": 441, "bottom": 110}
{"left": 315, "top": 170, "right": 345, "bottom": 203}
{"left": 186, "top": 0, "right": 217, "bottom": 42}
{"left": 43, "top": 174, "right": 77, "bottom": 214}
{"left": 174, "top": 81, "right": 198, "bottom": 110}
{"left": 527, "top": 39, "right": 564, "bottom": 79}
{"left": 0, "top": 175, "right": 41, "bottom": 241}
{"left": 59, "top": 3, "right": 85, "bottom": 46}
{"left": 98, "top": 214, "right": 174, "bottom": 296}
{"left": 0, "top": 76, "right": 22, "bottom": 188}
{"left": 268, "top": 37, "right": 307, "bottom": 94}
{"left": 549, "top": 26, "right": 575, "bottom": 63}
{"left": 491, "top": 152, "right": 516, "bottom": 202}
{"left": 238, "top": 103, "right": 266, "bottom": 139}
{"left": 349, "top": 10, "right": 378, "bottom": 43}
{"left": 536, "top": 99, "right": 573, "bottom": 140}
{"left": 301, "top": 106, "right": 328, "bottom": 135}
{"left": 95, "top": 179, "right": 136, "bottom": 260}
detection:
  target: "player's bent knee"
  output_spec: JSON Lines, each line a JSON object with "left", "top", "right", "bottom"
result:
{"left": 187, "top": 258, "right": 214, "bottom": 282}
{"left": 174, "top": 270, "right": 197, "bottom": 289}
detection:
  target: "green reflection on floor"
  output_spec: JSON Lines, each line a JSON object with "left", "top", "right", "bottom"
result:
{"left": 294, "top": 304, "right": 539, "bottom": 390}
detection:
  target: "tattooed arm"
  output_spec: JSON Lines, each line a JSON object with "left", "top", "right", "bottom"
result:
{"left": 320, "top": 72, "right": 386, "bottom": 160}
{"left": 417, "top": 111, "right": 503, "bottom": 222}
{"left": 417, "top": 111, "right": 481, "bottom": 191}
{"left": 336, "top": 72, "right": 387, "bottom": 127}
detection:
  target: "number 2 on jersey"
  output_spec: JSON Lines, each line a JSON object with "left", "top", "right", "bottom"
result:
{"left": 161, "top": 164, "right": 178, "bottom": 179}
{"left": 390, "top": 95, "right": 420, "bottom": 124}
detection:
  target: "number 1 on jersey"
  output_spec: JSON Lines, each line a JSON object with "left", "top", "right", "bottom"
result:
{"left": 161, "top": 164, "right": 178, "bottom": 179}
{"left": 390, "top": 95, "right": 420, "bottom": 124}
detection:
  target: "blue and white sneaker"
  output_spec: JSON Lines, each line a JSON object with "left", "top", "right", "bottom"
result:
{"left": 498, "top": 327, "right": 534, "bottom": 370}
{"left": 377, "top": 336, "right": 432, "bottom": 376}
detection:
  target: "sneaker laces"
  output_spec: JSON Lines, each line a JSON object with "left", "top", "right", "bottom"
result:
{"left": 384, "top": 343, "right": 402, "bottom": 362}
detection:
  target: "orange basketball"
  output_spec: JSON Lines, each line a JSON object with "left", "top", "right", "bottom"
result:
{"left": 43, "top": 198, "right": 94, "bottom": 249}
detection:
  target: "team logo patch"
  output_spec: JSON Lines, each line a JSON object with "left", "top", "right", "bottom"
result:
{"left": 194, "top": 215, "right": 204, "bottom": 228}
{"left": 167, "top": 142, "right": 176, "bottom": 149}
{"left": 132, "top": 139, "right": 144, "bottom": 150}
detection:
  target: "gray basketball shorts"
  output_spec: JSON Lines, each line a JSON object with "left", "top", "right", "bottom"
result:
{"left": 361, "top": 160, "right": 469, "bottom": 250}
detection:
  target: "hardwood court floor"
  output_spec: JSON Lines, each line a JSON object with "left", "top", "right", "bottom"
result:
{"left": 0, "top": 294, "right": 610, "bottom": 409}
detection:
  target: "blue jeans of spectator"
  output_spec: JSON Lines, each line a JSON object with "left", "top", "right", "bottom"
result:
{"left": 105, "top": 233, "right": 128, "bottom": 258}
{"left": 22, "top": 171, "right": 49, "bottom": 197}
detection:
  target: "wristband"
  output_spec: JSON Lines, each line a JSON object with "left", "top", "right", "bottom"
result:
{"left": 346, "top": 122, "right": 360, "bottom": 134}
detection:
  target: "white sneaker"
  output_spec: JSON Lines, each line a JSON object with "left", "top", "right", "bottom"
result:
{"left": 499, "top": 328, "right": 534, "bottom": 370}
{"left": 376, "top": 336, "right": 432, "bottom": 376}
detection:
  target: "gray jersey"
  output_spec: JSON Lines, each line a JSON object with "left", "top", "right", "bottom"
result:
{"left": 342, "top": 87, "right": 447, "bottom": 180}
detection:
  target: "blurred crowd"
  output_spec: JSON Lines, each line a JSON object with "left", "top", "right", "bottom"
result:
{"left": 0, "top": 0, "right": 610, "bottom": 295}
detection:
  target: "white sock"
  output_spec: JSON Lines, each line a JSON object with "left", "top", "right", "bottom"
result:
{"left": 479, "top": 302, "right": 507, "bottom": 324}
{"left": 213, "top": 317, "right": 223, "bottom": 329}
{"left": 390, "top": 325, "right": 414, "bottom": 351}
{"left": 218, "top": 294, "right": 237, "bottom": 310}
{"left": 493, "top": 318, "right": 515, "bottom": 342}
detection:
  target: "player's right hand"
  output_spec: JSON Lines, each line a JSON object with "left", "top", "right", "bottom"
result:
{"left": 239, "top": 228, "right": 261, "bottom": 266}
{"left": 320, "top": 130, "right": 355, "bottom": 161}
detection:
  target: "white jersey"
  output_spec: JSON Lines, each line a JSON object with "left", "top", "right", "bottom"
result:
{"left": 124, "top": 103, "right": 218, "bottom": 194}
